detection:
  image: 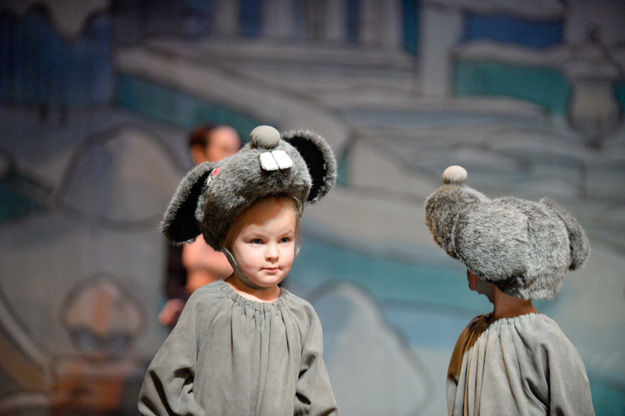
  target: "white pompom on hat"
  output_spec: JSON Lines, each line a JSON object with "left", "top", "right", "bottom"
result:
{"left": 442, "top": 165, "right": 467, "bottom": 185}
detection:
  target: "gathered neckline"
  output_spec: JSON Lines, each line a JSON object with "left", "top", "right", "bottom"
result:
{"left": 488, "top": 312, "right": 548, "bottom": 327}
{"left": 214, "top": 279, "right": 289, "bottom": 311}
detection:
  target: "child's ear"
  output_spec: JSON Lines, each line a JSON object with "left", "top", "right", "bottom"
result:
{"left": 281, "top": 129, "right": 336, "bottom": 203}
{"left": 161, "top": 162, "right": 216, "bottom": 244}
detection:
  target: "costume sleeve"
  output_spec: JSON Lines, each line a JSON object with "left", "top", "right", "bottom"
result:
{"left": 295, "top": 309, "right": 338, "bottom": 416}
{"left": 542, "top": 336, "right": 595, "bottom": 416}
{"left": 138, "top": 293, "right": 205, "bottom": 416}
{"left": 446, "top": 314, "right": 491, "bottom": 414}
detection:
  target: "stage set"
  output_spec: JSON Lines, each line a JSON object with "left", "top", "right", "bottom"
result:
{"left": 1, "top": 1, "right": 624, "bottom": 414}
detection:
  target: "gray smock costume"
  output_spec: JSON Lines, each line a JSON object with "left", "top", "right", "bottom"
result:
{"left": 139, "top": 280, "right": 337, "bottom": 415}
{"left": 447, "top": 313, "right": 594, "bottom": 416}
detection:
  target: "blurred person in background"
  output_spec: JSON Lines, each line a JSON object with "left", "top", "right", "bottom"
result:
{"left": 158, "top": 123, "right": 241, "bottom": 328}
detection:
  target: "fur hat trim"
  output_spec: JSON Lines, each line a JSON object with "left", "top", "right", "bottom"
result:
{"left": 161, "top": 161, "right": 215, "bottom": 244}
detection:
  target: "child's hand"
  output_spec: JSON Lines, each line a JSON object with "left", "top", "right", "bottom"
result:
{"left": 158, "top": 298, "right": 185, "bottom": 327}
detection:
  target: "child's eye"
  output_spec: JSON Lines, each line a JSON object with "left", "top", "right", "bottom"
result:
{"left": 280, "top": 236, "right": 292, "bottom": 243}
{"left": 250, "top": 238, "right": 263, "bottom": 245}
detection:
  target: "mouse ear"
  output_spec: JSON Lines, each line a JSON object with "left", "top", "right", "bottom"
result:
{"left": 540, "top": 197, "right": 590, "bottom": 270}
{"left": 282, "top": 129, "right": 336, "bottom": 203}
{"left": 161, "top": 162, "right": 215, "bottom": 244}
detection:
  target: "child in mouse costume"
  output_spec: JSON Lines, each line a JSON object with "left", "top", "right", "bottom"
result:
{"left": 139, "top": 125, "right": 338, "bottom": 415}
{"left": 425, "top": 165, "right": 594, "bottom": 416}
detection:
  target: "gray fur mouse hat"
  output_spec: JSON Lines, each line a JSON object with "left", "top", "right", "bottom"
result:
{"left": 425, "top": 165, "right": 589, "bottom": 300}
{"left": 161, "top": 125, "right": 336, "bottom": 250}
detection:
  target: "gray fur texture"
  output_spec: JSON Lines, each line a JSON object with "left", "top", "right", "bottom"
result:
{"left": 282, "top": 129, "right": 337, "bottom": 203}
{"left": 161, "top": 126, "right": 336, "bottom": 250}
{"left": 425, "top": 166, "right": 589, "bottom": 300}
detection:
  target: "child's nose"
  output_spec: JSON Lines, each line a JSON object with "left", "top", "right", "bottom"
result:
{"left": 265, "top": 243, "right": 279, "bottom": 260}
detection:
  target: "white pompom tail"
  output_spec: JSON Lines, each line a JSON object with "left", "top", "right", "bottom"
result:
{"left": 442, "top": 165, "right": 467, "bottom": 185}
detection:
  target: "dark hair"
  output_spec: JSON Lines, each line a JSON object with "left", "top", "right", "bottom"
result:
{"left": 187, "top": 123, "right": 221, "bottom": 149}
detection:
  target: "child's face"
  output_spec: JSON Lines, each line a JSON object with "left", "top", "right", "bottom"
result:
{"left": 230, "top": 197, "right": 297, "bottom": 289}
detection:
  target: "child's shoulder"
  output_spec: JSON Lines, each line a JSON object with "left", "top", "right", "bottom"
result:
{"left": 283, "top": 289, "right": 315, "bottom": 311}
{"left": 185, "top": 279, "right": 231, "bottom": 308}
{"left": 282, "top": 290, "right": 321, "bottom": 323}
{"left": 488, "top": 313, "right": 577, "bottom": 353}
{"left": 494, "top": 313, "right": 588, "bottom": 377}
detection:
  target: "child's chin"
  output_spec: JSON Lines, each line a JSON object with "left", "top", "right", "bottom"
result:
{"left": 252, "top": 275, "right": 283, "bottom": 287}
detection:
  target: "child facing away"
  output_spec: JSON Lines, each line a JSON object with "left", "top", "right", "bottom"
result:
{"left": 425, "top": 165, "right": 595, "bottom": 416}
{"left": 139, "top": 125, "right": 338, "bottom": 415}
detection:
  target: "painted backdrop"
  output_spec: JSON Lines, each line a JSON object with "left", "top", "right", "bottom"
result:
{"left": 1, "top": 1, "right": 624, "bottom": 415}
